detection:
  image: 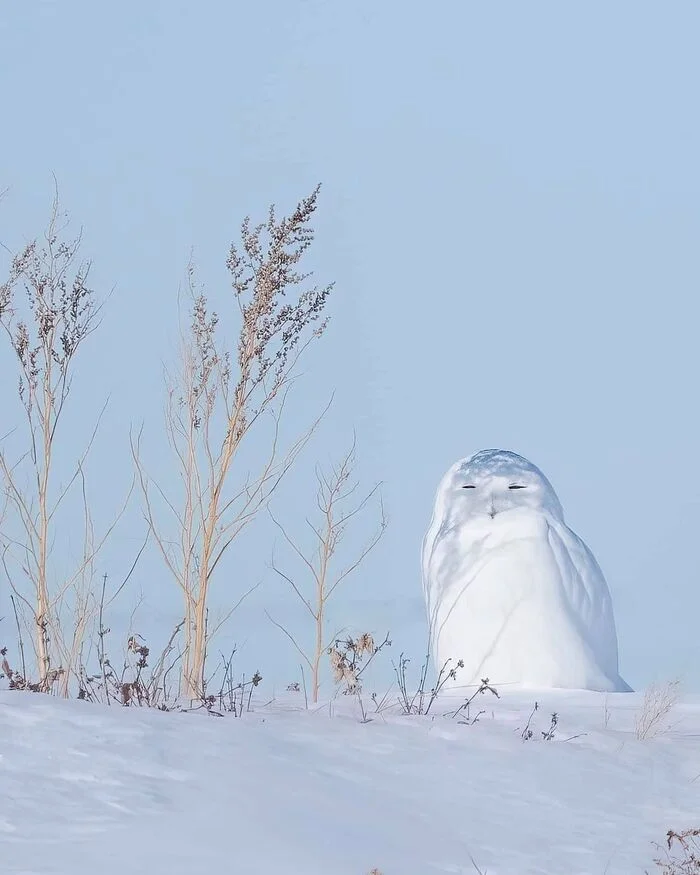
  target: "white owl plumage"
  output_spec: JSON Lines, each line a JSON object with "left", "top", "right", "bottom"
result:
{"left": 422, "top": 449, "right": 629, "bottom": 691}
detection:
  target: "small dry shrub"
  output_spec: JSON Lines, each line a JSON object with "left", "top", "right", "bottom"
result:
{"left": 653, "top": 829, "right": 700, "bottom": 873}
{"left": 393, "top": 652, "right": 463, "bottom": 716}
{"left": 329, "top": 632, "right": 390, "bottom": 722}
{"left": 445, "top": 678, "right": 499, "bottom": 725}
{"left": 77, "top": 628, "right": 262, "bottom": 716}
{"left": 636, "top": 680, "right": 681, "bottom": 740}
{"left": 78, "top": 632, "right": 170, "bottom": 708}
{"left": 1, "top": 647, "right": 63, "bottom": 692}
{"left": 206, "top": 649, "right": 262, "bottom": 717}
{"left": 330, "top": 633, "right": 376, "bottom": 694}
{"left": 519, "top": 701, "right": 559, "bottom": 742}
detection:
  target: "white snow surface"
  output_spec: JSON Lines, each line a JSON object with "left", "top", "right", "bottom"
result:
{"left": 2, "top": 688, "right": 699, "bottom": 874}
{"left": 423, "top": 450, "right": 629, "bottom": 692}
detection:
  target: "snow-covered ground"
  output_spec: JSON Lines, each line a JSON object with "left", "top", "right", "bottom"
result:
{"left": 2, "top": 687, "right": 698, "bottom": 874}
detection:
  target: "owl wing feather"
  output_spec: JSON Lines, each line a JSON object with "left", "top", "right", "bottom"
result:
{"left": 546, "top": 519, "right": 622, "bottom": 678}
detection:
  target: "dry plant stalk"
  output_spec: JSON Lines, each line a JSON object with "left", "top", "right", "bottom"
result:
{"left": 0, "top": 197, "right": 126, "bottom": 694}
{"left": 328, "top": 632, "right": 391, "bottom": 721}
{"left": 654, "top": 828, "right": 700, "bottom": 874}
{"left": 635, "top": 679, "right": 681, "bottom": 740}
{"left": 268, "top": 441, "right": 386, "bottom": 703}
{"left": 329, "top": 633, "right": 377, "bottom": 694}
{"left": 134, "top": 186, "right": 332, "bottom": 700}
{"left": 393, "top": 652, "right": 463, "bottom": 716}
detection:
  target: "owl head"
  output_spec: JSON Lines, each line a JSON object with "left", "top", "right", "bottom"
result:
{"left": 434, "top": 449, "right": 564, "bottom": 526}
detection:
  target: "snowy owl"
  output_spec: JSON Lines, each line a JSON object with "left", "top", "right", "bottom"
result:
{"left": 422, "top": 449, "right": 629, "bottom": 691}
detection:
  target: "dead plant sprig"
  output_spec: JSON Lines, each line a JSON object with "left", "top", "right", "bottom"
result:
{"left": 445, "top": 678, "right": 499, "bottom": 724}
{"left": 520, "top": 702, "right": 539, "bottom": 741}
{"left": 394, "top": 653, "right": 463, "bottom": 716}
{"left": 635, "top": 680, "right": 681, "bottom": 740}
{"left": 329, "top": 632, "right": 390, "bottom": 722}
{"left": 653, "top": 828, "right": 700, "bottom": 874}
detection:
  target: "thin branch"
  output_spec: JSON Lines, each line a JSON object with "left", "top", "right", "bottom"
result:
{"left": 265, "top": 610, "right": 312, "bottom": 670}
{"left": 269, "top": 554, "right": 316, "bottom": 618}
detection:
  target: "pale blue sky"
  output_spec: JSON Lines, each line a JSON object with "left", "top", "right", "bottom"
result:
{"left": 1, "top": 2, "right": 698, "bottom": 691}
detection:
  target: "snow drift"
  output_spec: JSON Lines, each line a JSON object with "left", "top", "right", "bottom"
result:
{"left": 2, "top": 688, "right": 697, "bottom": 874}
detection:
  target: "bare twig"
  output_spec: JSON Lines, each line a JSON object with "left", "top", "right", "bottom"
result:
{"left": 635, "top": 681, "right": 681, "bottom": 740}
{"left": 269, "top": 440, "right": 386, "bottom": 703}
{"left": 393, "top": 653, "right": 463, "bottom": 716}
{"left": 10, "top": 594, "right": 27, "bottom": 680}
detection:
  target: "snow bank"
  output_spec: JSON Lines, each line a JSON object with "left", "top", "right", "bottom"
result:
{"left": 1, "top": 688, "right": 698, "bottom": 874}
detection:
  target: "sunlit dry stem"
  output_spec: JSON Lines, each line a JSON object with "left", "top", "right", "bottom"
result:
{"left": 0, "top": 195, "right": 116, "bottom": 692}
{"left": 134, "top": 187, "right": 333, "bottom": 700}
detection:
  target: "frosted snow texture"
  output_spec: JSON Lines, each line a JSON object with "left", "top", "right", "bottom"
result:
{"left": 422, "top": 449, "right": 629, "bottom": 691}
